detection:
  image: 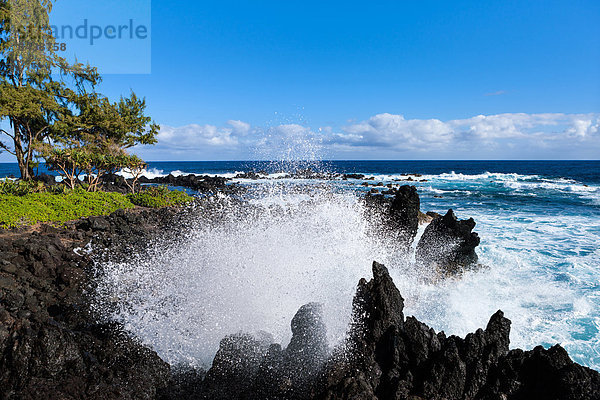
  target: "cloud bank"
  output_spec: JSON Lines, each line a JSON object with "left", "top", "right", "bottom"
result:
{"left": 130, "top": 112, "right": 599, "bottom": 160}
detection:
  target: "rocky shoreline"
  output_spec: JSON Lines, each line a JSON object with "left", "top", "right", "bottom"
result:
{"left": 180, "top": 262, "right": 600, "bottom": 400}
{"left": 0, "top": 208, "right": 181, "bottom": 399}
{"left": 0, "top": 186, "right": 599, "bottom": 399}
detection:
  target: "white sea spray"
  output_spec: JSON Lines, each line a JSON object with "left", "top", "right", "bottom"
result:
{"left": 91, "top": 167, "right": 600, "bottom": 371}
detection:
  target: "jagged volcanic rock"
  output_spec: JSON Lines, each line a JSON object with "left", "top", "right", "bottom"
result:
{"left": 196, "top": 303, "right": 329, "bottom": 400}
{"left": 390, "top": 186, "right": 420, "bottom": 247}
{"left": 342, "top": 174, "right": 366, "bottom": 180}
{"left": 364, "top": 187, "right": 479, "bottom": 272}
{"left": 95, "top": 172, "right": 239, "bottom": 194}
{"left": 3, "top": 202, "right": 597, "bottom": 400}
{"left": 163, "top": 261, "right": 599, "bottom": 399}
{"left": 319, "top": 262, "right": 600, "bottom": 400}
{"left": 200, "top": 332, "right": 274, "bottom": 399}
{"left": 286, "top": 302, "right": 329, "bottom": 385}
{"left": 140, "top": 173, "right": 238, "bottom": 194}
{"left": 415, "top": 209, "right": 480, "bottom": 274}
{"left": 0, "top": 211, "right": 175, "bottom": 399}
{"left": 365, "top": 185, "right": 420, "bottom": 250}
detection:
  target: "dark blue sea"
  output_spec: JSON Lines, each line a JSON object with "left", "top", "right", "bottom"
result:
{"left": 2, "top": 160, "right": 600, "bottom": 184}
{"left": 3, "top": 160, "right": 600, "bottom": 370}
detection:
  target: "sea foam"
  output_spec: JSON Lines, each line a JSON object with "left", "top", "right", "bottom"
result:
{"left": 92, "top": 171, "right": 600, "bottom": 371}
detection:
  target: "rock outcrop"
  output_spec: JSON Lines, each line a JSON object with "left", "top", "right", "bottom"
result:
{"left": 141, "top": 174, "right": 237, "bottom": 194}
{"left": 0, "top": 209, "right": 180, "bottom": 399}
{"left": 415, "top": 209, "right": 480, "bottom": 274}
{"left": 365, "top": 185, "right": 420, "bottom": 250}
{"left": 318, "top": 262, "right": 600, "bottom": 400}
{"left": 94, "top": 172, "right": 239, "bottom": 194}
{"left": 195, "top": 302, "right": 329, "bottom": 400}
{"left": 162, "top": 261, "right": 600, "bottom": 400}
{"left": 200, "top": 332, "right": 274, "bottom": 399}
{"left": 2, "top": 202, "right": 597, "bottom": 399}
{"left": 364, "top": 186, "right": 480, "bottom": 272}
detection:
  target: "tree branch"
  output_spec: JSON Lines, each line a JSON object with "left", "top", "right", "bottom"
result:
{"left": 0, "top": 128, "right": 16, "bottom": 140}
{"left": 0, "top": 141, "right": 17, "bottom": 156}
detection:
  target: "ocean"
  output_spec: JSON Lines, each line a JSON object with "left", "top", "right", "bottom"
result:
{"left": 3, "top": 160, "right": 600, "bottom": 370}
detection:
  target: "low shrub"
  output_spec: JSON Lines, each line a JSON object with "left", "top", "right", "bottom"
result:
{"left": 0, "top": 179, "right": 47, "bottom": 196}
{"left": 0, "top": 189, "right": 134, "bottom": 228}
{"left": 127, "top": 185, "right": 192, "bottom": 208}
{"left": 0, "top": 184, "right": 192, "bottom": 228}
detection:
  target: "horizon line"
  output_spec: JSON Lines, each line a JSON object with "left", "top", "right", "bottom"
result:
{"left": 1, "top": 159, "right": 600, "bottom": 164}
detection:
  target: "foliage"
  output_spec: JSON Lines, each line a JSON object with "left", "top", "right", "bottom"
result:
{"left": 0, "top": 189, "right": 134, "bottom": 228}
{"left": 0, "top": 178, "right": 45, "bottom": 195}
{"left": 121, "top": 154, "right": 147, "bottom": 194}
{"left": 127, "top": 186, "right": 192, "bottom": 208}
{"left": 0, "top": 0, "right": 80, "bottom": 179}
{"left": 39, "top": 146, "right": 149, "bottom": 193}
{"left": 0, "top": 183, "right": 192, "bottom": 228}
{"left": 38, "top": 147, "right": 86, "bottom": 189}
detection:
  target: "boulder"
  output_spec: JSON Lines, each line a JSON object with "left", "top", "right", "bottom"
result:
{"left": 287, "top": 302, "right": 329, "bottom": 368}
{"left": 197, "top": 303, "right": 329, "bottom": 400}
{"left": 201, "top": 332, "right": 273, "bottom": 399}
{"left": 284, "top": 302, "right": 329, "bottom": 395}
{"left": 415, "top": 209, "right": 480, "bottom": 274}
{"left": 33, "top": 173, "right": 56, "bottom": 185}
{"left": 343, "top": 174, "right": 366, "bottom": 180}
{"left": 365, "top": 185, "right": 420, "bottom": 250}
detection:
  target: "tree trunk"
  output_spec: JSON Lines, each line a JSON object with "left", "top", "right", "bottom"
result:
{"left": 14, "top": 145, "right": 32, "bottom": 180}
{"left": 10, "top": 121, "right": 33, "bottom": 180}
{"left": 17, "top": 158, "right": 33, "bottom": 180}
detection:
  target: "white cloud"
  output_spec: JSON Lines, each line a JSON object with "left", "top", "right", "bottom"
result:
{"left": 449, "top": 113, "right": 599, "bottom": 140}
{"left": 335, "top": 112, "right": 600, "bottom": 152}
{"left": 156, "top": 121, "right": 242, "bottom": 150}
{"left": 451, "top": 113, "right": 533, "bottom": 139}
{"left": 566, "top": 117, "right": 599, "bottom": 138}
{"left": 340, "top": 113, "right": 454, "bottom": 150}
{"left": 124, "top": 112, "right": 600, "bottom": 161}
{"left": 227, "top": 120, "right": 251, "bottom": 135}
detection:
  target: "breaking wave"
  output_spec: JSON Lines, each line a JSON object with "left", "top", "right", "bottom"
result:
{"left": 92, "top": 172, "right": 600, "bottom": 371}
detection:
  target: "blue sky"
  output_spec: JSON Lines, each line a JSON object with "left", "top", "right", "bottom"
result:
{"left": 1, "top": 0, "right": 600, "bottom": 161}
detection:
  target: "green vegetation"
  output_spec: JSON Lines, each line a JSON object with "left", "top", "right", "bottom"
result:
{"left": 127, "top": 186, "right": 193, "bottom": 208}
{"left": 0, "top": 1, "right": 192, "bottom": 229}
{"left": 0, "top": 179, "right": 47, "bottom": 195}
{"left": 0, "top": 183, "right": 193, "bottom": 228}
{"left": 0, "top": 189, "right": 134, "bottom": 228}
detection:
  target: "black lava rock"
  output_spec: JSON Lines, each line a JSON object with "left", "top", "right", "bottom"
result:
{"left": 0, "top": 208, "right": 186, "bottom": 399}
{"left": 365, "top": 185, "right": 420, "bottom": 250}
{"left": 318, "top": 261, "right": 600, "bottom": 400}
{"left": 194, "top": 303, "right": 329, "bottom": 400}
{"left": 342, "top": 174, "right": 366, "bottom": 180}
{"left": 33, "top": 173, "right": 56, "bottom": 185}
{"left": 415, "top": 209, "right": 480, "bottom": 274}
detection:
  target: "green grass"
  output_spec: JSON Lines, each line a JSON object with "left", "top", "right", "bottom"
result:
{"left": 0, "top": 190, "right": 134, "bottom": 228}
{"left": 0, "top": 186, "right": 192, "bottom": 228}
{"left": 127, "top": 186, "right": 192, "bottom": 208}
